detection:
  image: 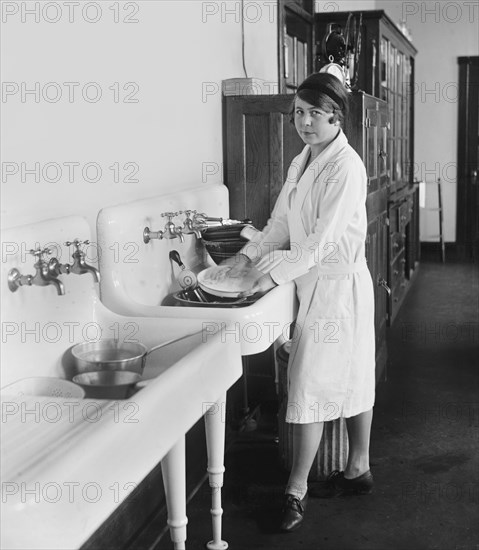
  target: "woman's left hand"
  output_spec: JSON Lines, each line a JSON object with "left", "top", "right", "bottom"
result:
{"left": 238, "top": 273, "right": 278, "bottom": 298}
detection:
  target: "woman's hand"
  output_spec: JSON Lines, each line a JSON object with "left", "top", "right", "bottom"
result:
{"left": 219, "top": 253, "right": 254, "bottom": 278}
{"left": 238, "top": 273, "right": 278, "bottom": 298}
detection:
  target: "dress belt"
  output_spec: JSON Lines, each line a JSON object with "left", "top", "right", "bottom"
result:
{"left": 316, "top": 258, "right": 368, "bottom": 275}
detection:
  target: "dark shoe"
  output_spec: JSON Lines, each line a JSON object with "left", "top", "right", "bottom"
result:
{"left": 280, "top": 493, "right": 308, "bottom": 532}
{"left": 310, "top": 470, "right": 374, "bottom": 498}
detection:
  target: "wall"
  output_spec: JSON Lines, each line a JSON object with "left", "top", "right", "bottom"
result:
{"left": 3, "top": 1, "right": 477, "bottom": 242}
{"left": 375, "top": 0, "right": 479, "bottom": 241}
{"left": 1, "top": 0, "right": 278, "bottom": 233}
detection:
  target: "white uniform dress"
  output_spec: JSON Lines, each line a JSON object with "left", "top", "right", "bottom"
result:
{"left": 242, "top": 130, "right": 375, "bottom": 423}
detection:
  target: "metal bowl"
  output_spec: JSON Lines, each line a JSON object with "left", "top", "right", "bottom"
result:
{"left": 201, "top": 223, "right": 250, "bottom": 241}
{"left": 72, "top": 370, "right": 142, "bottom": 399}
{"left": 71, "top": 339, "right": 149, "bottom": 374}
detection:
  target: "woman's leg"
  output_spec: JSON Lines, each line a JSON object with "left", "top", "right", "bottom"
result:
{"left": 344, "top": 408, "right": 373, "bottom": 478}
{"left": 285, "top": 422, "right": 324, "bottom": 497}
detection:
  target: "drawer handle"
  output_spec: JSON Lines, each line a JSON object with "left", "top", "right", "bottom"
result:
{"left": 393, "top": 242, "right": 400, "bottom": 249}
{"left": 378, "top": 277, "right": 391, "bottom": 296}
{"left": 401, "top": 215, "right": 407, "bottom": 221}
{"left": 400, "top": 258, "right": 406, "bottom": 264}
{"left": 394, "top": 270, "right": 399, "bottom": 276}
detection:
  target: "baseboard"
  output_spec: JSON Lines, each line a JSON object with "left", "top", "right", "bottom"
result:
{"left": 420, "top": 242, "right": 476, "bottom": 262}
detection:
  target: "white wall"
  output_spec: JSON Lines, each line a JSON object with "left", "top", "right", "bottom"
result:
{"left": 376, "top": 0, "right": 479, "bottom": 241}
{"left": 3, "top": 0, "right": 477, "bottom": 243}
{"left": 1, "top": 0, "right": 277, "bottom": 232}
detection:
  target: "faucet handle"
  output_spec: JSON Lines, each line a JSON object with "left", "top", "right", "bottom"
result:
{"left": 65, "top": 239, "right": 90, "bottom": 254}
{"left": 29, "top": 247, "right": 52, "bottom": 261}
{"left": 161, "top": 211, "right": 180, "bottom": 220}
{"left": 65, "top": 239, "right": 90, "bottom": 251}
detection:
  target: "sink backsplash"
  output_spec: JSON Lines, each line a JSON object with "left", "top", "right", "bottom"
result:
{"left": 1, "top": 216, "right": 102, "bottom": 386}
{"left": 97, "top": 184, "right": 230, "bottom": 313}
{"left": 1, "top": 185, "right": 232, "bottom": 385}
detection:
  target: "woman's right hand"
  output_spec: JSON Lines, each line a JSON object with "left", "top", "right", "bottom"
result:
{"left": 219, "top": 253, "right": 254, "bottom": 278}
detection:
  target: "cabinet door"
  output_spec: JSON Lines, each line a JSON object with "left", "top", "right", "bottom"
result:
{"left": 280, "top": 0, "right": 314, "bottom": 94}
{"left": 224, "top": 95, "right": 304, "bottom": 229}
{"left": 366, "top": 212, "right": 388, "bottom": 381}
{"left": 378, "top": 103, "right": 389, "bottom": 187}
{"left": 366, "top": 106, "right": 379, "bottom": 193}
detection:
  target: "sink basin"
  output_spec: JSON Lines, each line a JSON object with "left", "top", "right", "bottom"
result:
{"left": 1, "top": 215, "right": 243, "bottom": 549}
{"left": 97, "top": 184, "right": 298, "bottom": 355}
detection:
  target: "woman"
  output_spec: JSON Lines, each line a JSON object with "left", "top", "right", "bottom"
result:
{"left": 225, "top": 72, "right": 375, "bottom": 532}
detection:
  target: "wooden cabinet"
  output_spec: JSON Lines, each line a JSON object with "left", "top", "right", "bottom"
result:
{"left": 346, "top": 92, "right": 390, "bottom": 380}
{"left": 316, "top": 9, "right": 419, "bottom": 324}
{"left": 315, "top": 9, "right": 417, "bottom": 196}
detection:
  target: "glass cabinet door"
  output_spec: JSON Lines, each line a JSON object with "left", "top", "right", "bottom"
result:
{"left": 380, "top": 38, "right": 389, "bottom": 101}
{"left": 378, "top": 109, "right": 389, "bottom": 180}
{"left": 366, "top": 107, "right": 378, "bottom": 190}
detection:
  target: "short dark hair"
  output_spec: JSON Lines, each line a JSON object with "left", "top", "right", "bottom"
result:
{"left": 289, "top": 72, "right": 349, "bottom": 126}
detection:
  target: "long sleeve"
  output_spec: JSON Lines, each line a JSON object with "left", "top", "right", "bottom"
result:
{"left": 269, "top": 154, "right": 366, "bottom": 285}
{"left": 240, "top": 178, "right": 292, "bottom": 262}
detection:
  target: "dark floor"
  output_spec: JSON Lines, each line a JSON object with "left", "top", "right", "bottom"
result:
{"left": 158, "top": 261, "right": 479, "bottom": 550}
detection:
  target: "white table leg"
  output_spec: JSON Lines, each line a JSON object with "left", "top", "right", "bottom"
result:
{"left": 204, "top": 394, "right": 228, "bottom": 550}
{"left": 161, "top": 436, "right": 188, "bottom": 550}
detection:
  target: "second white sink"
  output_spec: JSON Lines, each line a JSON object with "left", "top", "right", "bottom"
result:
{"left": 97, "top": 184, "right": 298, "bottom": 355}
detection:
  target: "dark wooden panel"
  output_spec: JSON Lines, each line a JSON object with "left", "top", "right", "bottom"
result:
{"left": 245, "top": 113, "right": 272, "bottom": 228}
{"left": 269, "top": 112, "right": 286, "bottom": 209}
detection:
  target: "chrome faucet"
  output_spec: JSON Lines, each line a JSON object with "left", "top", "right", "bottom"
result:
{"left": 162, "top": 212, "right": 184, "bottom": 242}
{"left": 63, "top": 239, "right": 101, "bottom": 282}
{"left": 8, "top": 248, "right": 65, "bottom": 295}
{"left": 182, "top": 210, "right": 203, "bottom": 238}
{"left": 143, "top": 212, "right": 185, "bottom": 244}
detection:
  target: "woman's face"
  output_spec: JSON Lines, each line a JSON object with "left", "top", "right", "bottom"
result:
{"left": 294, "top": 97, "right": 339, "bottom": 153}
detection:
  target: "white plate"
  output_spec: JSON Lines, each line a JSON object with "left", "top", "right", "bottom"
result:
{"left": 197, "top": 265, "right": 261, "bottom": 298}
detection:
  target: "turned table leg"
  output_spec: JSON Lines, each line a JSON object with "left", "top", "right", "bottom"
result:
{"left": 161, "top": 436, "right": 188, "bottom": 550}
{"left": 204, "top": 394, "right": 228, "bottom": 550}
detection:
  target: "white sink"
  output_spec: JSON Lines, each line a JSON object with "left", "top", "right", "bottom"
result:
{"left": 97, "top": 184, "right": 298, "bottom": 355}
{"left": 1, "top": 215, "right": 243, "bottom": 550}
{"left": 1, "top": 320, "right": 242, "bottom": 550}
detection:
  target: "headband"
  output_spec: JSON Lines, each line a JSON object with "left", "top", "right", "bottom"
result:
{"left": 297, "top": 76, "right": 345, "bottom": 111}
